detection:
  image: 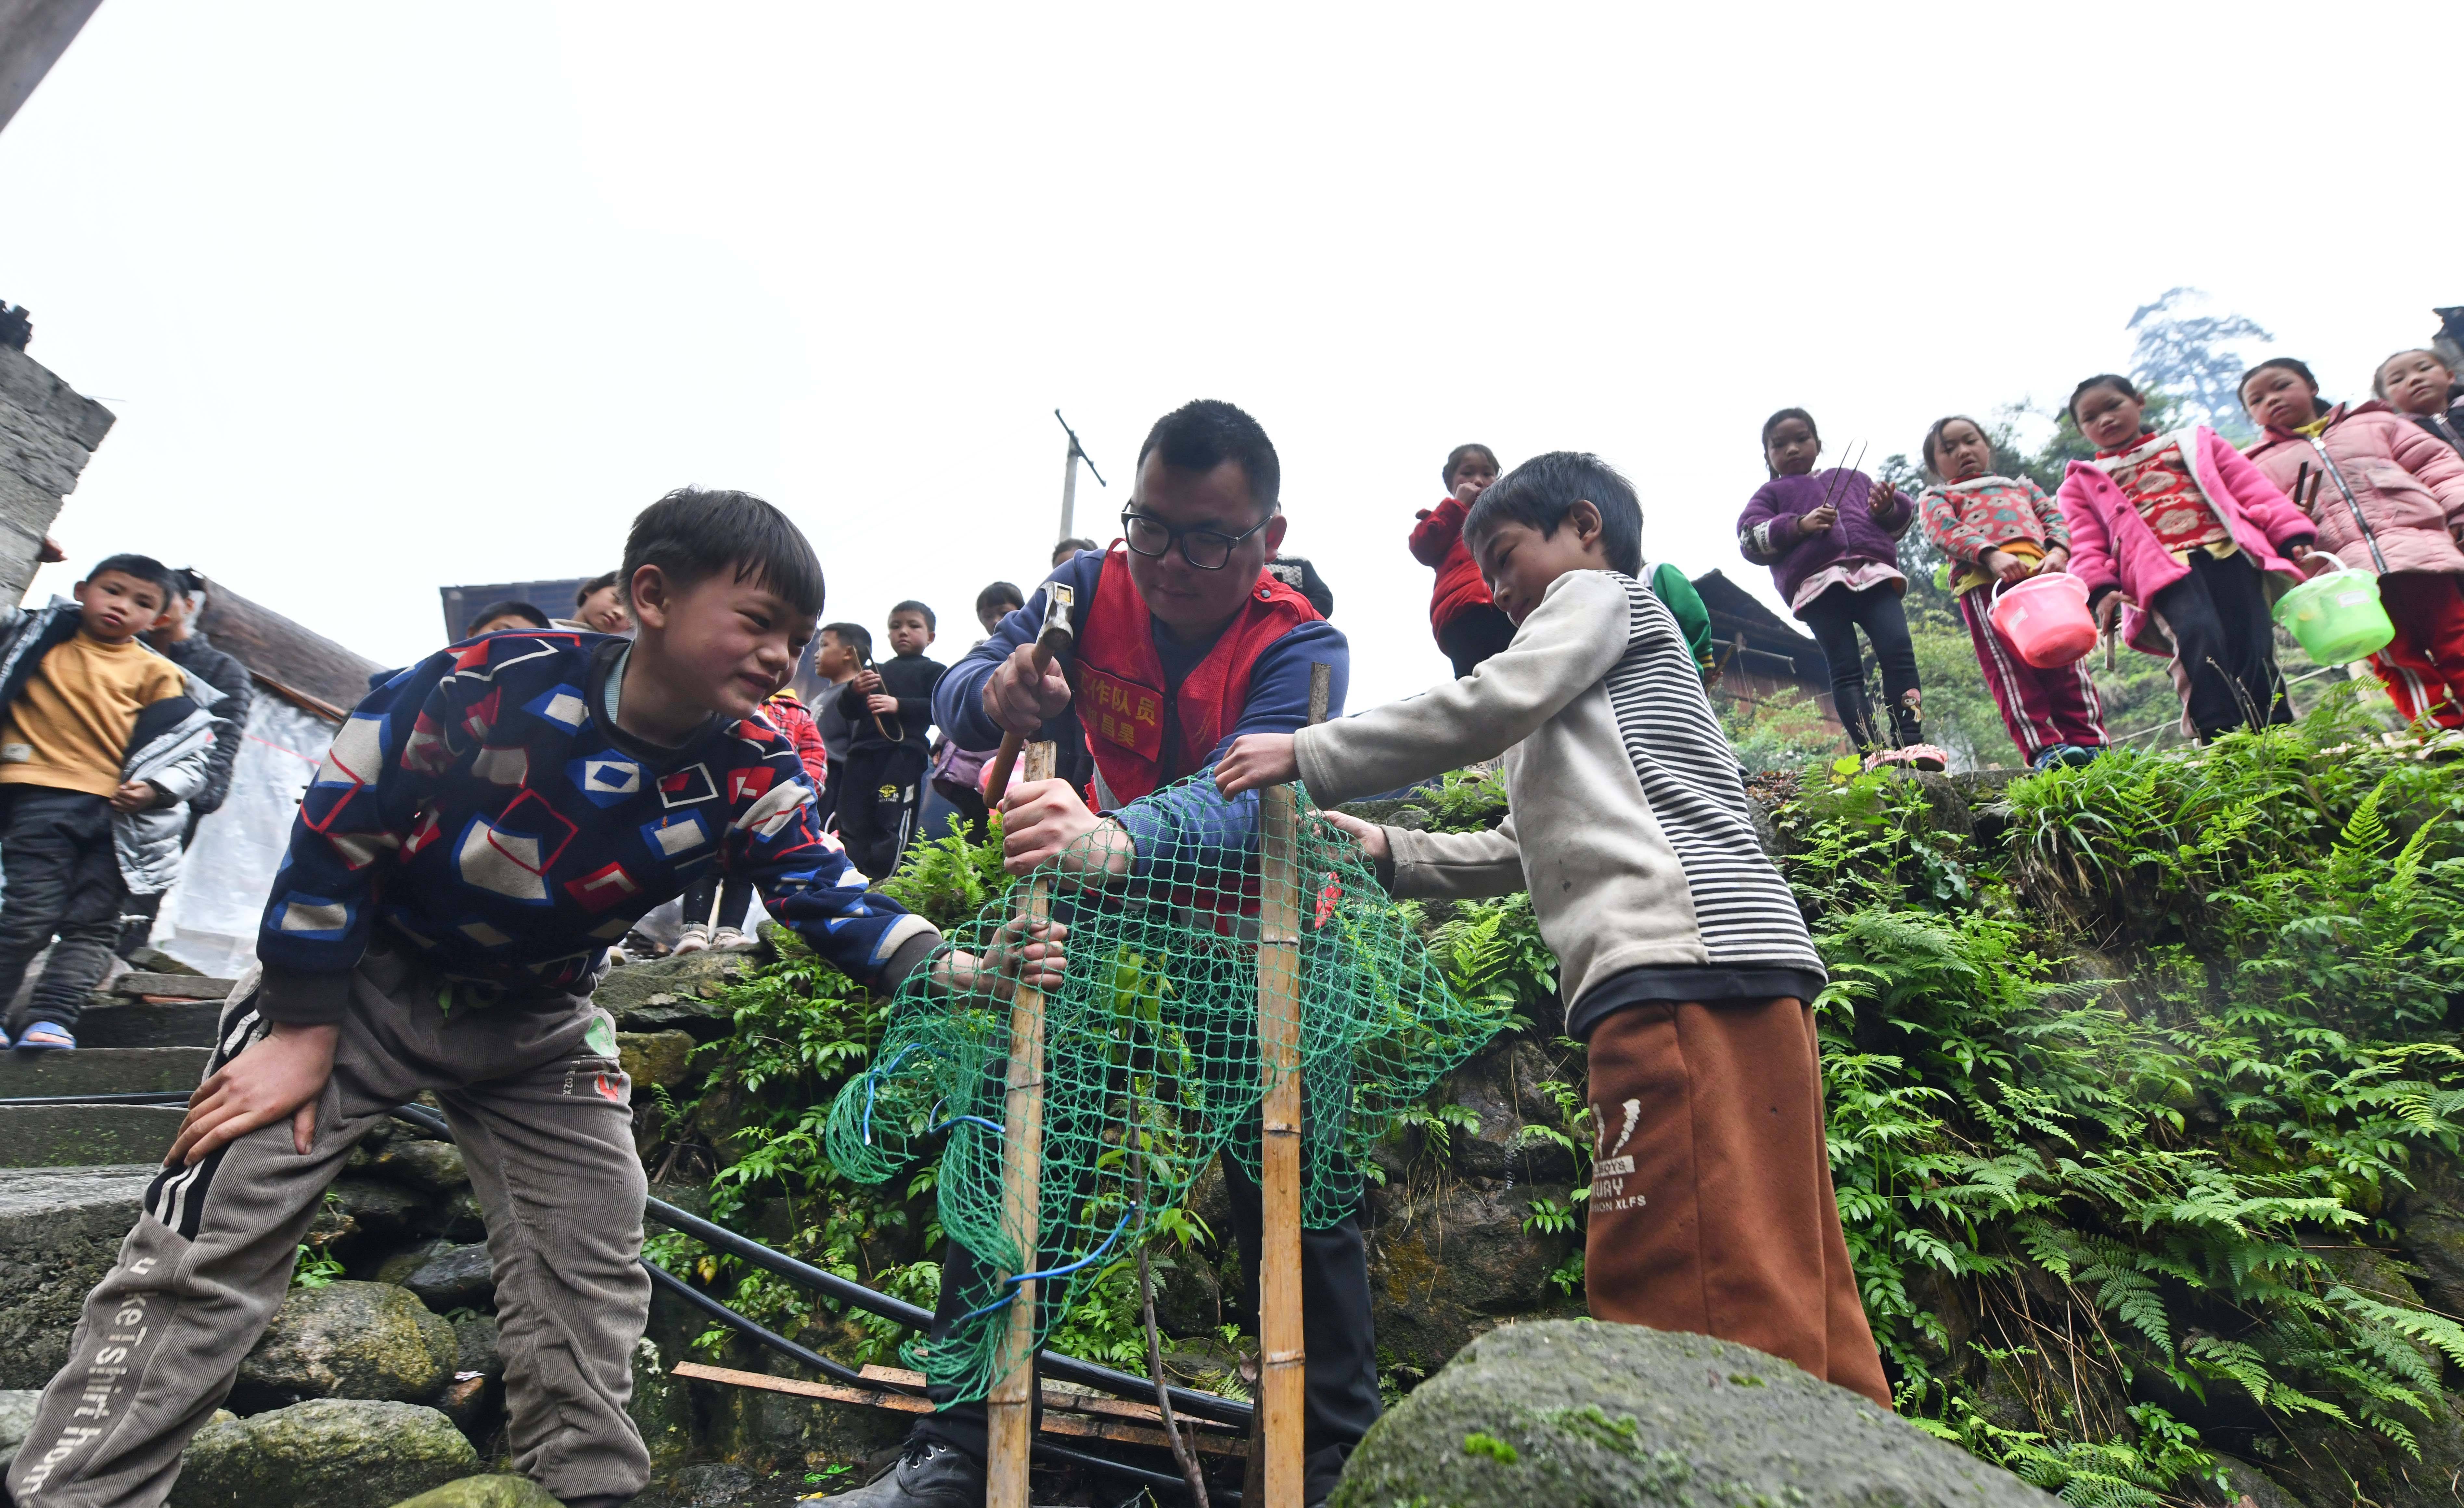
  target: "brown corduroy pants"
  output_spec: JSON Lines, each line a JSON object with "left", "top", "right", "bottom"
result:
{"left": 1582, "top": 995, "right": 1892, "bottom": 1409}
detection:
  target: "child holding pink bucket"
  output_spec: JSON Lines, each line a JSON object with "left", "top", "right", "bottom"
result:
{"left": 1915, "top": 415, "right": 2107, "bottom": 769}
{"left": 2057, "top": 374, "right": 2319, "bottom": 743}
{"left": 2242, "top": 357, "right": 2464, "bottom": 730}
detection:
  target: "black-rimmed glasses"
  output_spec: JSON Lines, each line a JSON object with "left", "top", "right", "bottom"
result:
{"left": 1118, "top": 508, "right": 1274, "bottom": 571}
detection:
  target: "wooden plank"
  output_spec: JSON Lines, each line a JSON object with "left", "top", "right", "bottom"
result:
{"left": 112, "top": 973, "right": 232, "bottom": 1001}
{"left": 669, "top": 1361, "right": 934, "bottom": 1413}
{"left": 676, "top": 1361, "right": 1245, "bottom": 1457}
{"left": 987, "top": 738, "right": 1058, "bottom": 1508}
{"left": 856, "top": 1363, "right": 1238, "bottom": 1434}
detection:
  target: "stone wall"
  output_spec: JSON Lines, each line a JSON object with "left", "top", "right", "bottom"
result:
{"left": 0, "top": 342, "right": 114, "bottom": 605}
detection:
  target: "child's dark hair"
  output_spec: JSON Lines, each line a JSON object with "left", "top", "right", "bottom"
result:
{"left": 1053, "top": 537, "right": 1097, "bottom": 560}
{"left": 1463, "top": 451, "right": 1643, "bottom": 577}
{"left": 2066, "top": 373, "right": 2142, "bottom": 422}
{"left": 2237, "top": 357, "right": 2319, "bottom": 412}
{"left": 465, "top": 600, "right": 549, "bottom": 636}
{"left": 2375, "top": 348, "right": 2451, "bottom": 399}
{"left": 890, "top": 599, "right": 936, "bottom": 632}
{"left": 621, "top": 487, "right": 825, "bottom": 620}
{"left": 1137, "top": 399, "right": 1280, "bottom": 516}
{"left": 1920, "top": 415, "right": 1992, "bottom": 476}
{"left": 575, "top": 569, "right": 622, "bottom": 608}
{"left": 821, "top": 621, "right": 872, "bottom": 660}
{"left": 975, "top": 581, "right": 1024, "bottom": 619}
{"left": 1442, "top": 443, "right": 1499, "bottom": 488}
{"left": 88, "top": 553, "right": 177, "bottom": 605}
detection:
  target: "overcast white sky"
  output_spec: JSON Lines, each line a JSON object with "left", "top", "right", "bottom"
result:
{"left": 5, "top": 2, "right": 2459, "bottom": 711}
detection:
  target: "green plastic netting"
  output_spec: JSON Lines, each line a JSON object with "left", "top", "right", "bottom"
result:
{"left": 823, "top": 773, "right": 1510, "bottom": 1405}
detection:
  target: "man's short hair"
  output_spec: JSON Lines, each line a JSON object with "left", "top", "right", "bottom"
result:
{"left": 889, "top": 599, "right": 936, "bottom": 632}
{"left": 1463, "top": 452, "right": 1644, "bottom": 577}
{"left": 821, "top": 621, "right": 872, "bottom": 660}
{"left": 976, "top": 581, "right": 1025, "bottom": 619}
{"left": 576, "top": 569, "right": 622, "bottom": 608}
{"left": 465, "top": 599, "right": 551, "bottom": 636}
{"left": 621, "top": 487, "right": 825, "bottom": 620}
{"left": 88, "top": 553, "right": 178, "bottom": 607}
{"left": 1135, "top": 400, "right": 1280, "bottom": 518}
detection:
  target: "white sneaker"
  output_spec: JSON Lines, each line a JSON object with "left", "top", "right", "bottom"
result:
{"left": 672, "top": 924, "right": 712, "bottom": 955}
{"left": 711, "top": 926, "right": 748, "bottom": 949}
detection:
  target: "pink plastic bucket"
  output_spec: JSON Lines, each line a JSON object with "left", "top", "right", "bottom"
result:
{"left": 1988, "top": 572, "right": 2096, "bottom": 669}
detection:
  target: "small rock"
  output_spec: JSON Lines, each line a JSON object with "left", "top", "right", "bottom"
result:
{"left": 167, "top": 1398, "right": 475, "bottom": 1508}
{"left": 405, "top": 1243, "right": 495, "bottom": 1313}
{"left": 387, "top": 1476, "right": 561, "bottom": 1508}
{"left": 662, "top": 1462, "right": 755, "bottom": 1506}
{"left": 430, "top": 1188, "right": 487, "bottom": 1242}
{"left": 452, "top": 1314, "right": 502, "bottom": 1381}
{"left": 618, "top": 1030, "right": 699, "bottom": 1091}
{"left": 595, "top": 950, "right": 762, "bottom": 1039}
{"left": 434, "top": 1373, "right": 490, "bottom": 1433}
{"left": 376, "top": 1240, "right": 447, "bottom": 1287}
{"left": 1329, "top": 1320, "right": 2052, "bottom": 1508}
{"left": 369, "top": 1139, "right": 470, "bottom": 1195}
{"left": 237, "top": 1281, "right": 458, "bottom": 1409}
{"left": 0, "top": 1385, "right": 39, "bottom": 1472}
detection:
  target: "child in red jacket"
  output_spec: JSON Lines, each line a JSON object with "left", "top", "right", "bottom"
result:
{"left": 676, "top": 687, "right": 828, "bottom": 951}
{"left": 1411, "top": 443, "right": 1516, "bottom": 677}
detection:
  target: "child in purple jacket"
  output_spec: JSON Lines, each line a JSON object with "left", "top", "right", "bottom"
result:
{"left": 1737, "top": 408, "right": 1946, "bottom": 769}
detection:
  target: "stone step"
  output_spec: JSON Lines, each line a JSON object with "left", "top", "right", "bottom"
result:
{"left": 111, "top": 971, "right": 234, "bottom": 1002}
{"left": 0, "top": 1164, "right": 160, "bottom": 1388}
{"left": 0, "top": 1047, "right": 206, "bottom": 1098}
{"left": 0, "top": 1106, "right": 182, "bottom": 1167}
{"left": 74, "top": 997, "right": 225, "bottom": 1049}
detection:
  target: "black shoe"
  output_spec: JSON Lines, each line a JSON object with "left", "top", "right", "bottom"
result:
{"left": 805, "top": 1441, "right": 985, "bottom": 1505}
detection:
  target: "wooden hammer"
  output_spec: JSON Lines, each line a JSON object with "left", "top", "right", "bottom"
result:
{"left": 982, "top": 580, "right": 1075, "bottom": 801}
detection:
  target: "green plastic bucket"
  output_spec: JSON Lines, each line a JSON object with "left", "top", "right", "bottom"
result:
{"left": 2273, "top": 567, "right": 2395, "bottom": 666}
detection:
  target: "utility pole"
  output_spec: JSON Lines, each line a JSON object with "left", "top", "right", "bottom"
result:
{"left": 1054, "top": 409, "right": 1105, "bottom": 544}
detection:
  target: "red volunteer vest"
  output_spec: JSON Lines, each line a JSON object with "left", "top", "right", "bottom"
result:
{"left": 1072, "top": 546, "right": 1322, "bottom": 805}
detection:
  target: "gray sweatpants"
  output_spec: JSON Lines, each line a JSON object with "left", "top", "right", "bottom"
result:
{"left": 8, "top": 949, "right": 652, "bottom": 1507}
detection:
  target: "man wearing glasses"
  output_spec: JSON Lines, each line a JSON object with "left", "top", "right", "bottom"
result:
{"left": 841, "top": 400, "right": 1366, "bottom": 1508}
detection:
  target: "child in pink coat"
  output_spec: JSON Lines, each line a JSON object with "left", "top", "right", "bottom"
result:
{"left": 2056, "top": 374, "right": 2319, "bottom": 742}
{"left": 1916, "top": 415, "right": 2107, "bottom": 768}
{"left": 2244, "top": 357, "right": 2464, "bottom": 729}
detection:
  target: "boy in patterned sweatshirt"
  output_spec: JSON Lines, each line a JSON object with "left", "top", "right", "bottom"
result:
{"left": 9, "top": 489, "right": 1063, "bottom": 1508}
{"left": 1216, "top": 452, "right": 1888, "bottom": 1408}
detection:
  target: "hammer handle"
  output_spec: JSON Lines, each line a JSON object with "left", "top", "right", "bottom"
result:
{"left": 982, "top": 641, "right": 1061, "bottom": 801}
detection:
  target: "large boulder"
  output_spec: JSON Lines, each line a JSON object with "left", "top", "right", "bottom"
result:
{"left": 387, "top": 1477, "right": 560, "bottom": 1508}
{"left": 236, "top": 1281, "right": 458, "bottom": 1410}
{"left": 1330, "top": 1320, "right": 2053, "bottom": 1508}
{"left": 0, "top": 1165, "right": 155, "bottom": 1388}
{"left": 168, "top": 1398, "right": 475, "bottom": 1508}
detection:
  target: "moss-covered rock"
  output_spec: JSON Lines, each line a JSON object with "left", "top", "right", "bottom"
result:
{"left": 596, "top": 951, "right": 766, "bottom": 1039}
{"left": 1330, "top": 1320, "right": 2051, "bottom": 1508}
{"left": 168, "top": 1399, "right": 475, "bottom": 1508}
{"left": 387, "top": 1476, "right": 560, "bottom": 1508}
{"left": 236, "top": 1281, "right": 458, "bottom": 1409}
{"left": 618, "top": 1029, "right": 699, "bottom": 1091}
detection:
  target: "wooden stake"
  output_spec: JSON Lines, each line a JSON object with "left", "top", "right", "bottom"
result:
{"left": 986, "top": 740, "right": 1059, "bottom": 1508}
{"left": 1254, "top": 663, "right": 1330, "bottom": 1508}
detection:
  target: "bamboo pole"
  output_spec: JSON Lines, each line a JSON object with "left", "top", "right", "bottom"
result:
{"left": 985, "top": 739, "right": 1059, "bottom": 1508}
{"left": 1253, "top": 663, "right": 1331, "bottom": 1508}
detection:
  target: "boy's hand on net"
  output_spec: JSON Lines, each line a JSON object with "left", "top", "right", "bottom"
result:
{"left": 168, "top": 1022, "right": 340, "bottom": 1166}
{"left": 938, "top": 916, "right": 1070, "bottom": 999}
{"left": 982, "top": 642, "right": 1073, "bottom": 735}
{"left": 1213, "top": 734, "right": 1298, "bottom": 797}
{"left": 999, "top": 778, "right": 1132, "bottom": 883}
{"left": 1324, "top": 810, "right": 1390, "bottom": 862}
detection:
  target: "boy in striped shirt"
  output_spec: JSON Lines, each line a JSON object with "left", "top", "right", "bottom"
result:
{"left": 1215, "top": 451, "right": 1889, "bottom": 1408}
